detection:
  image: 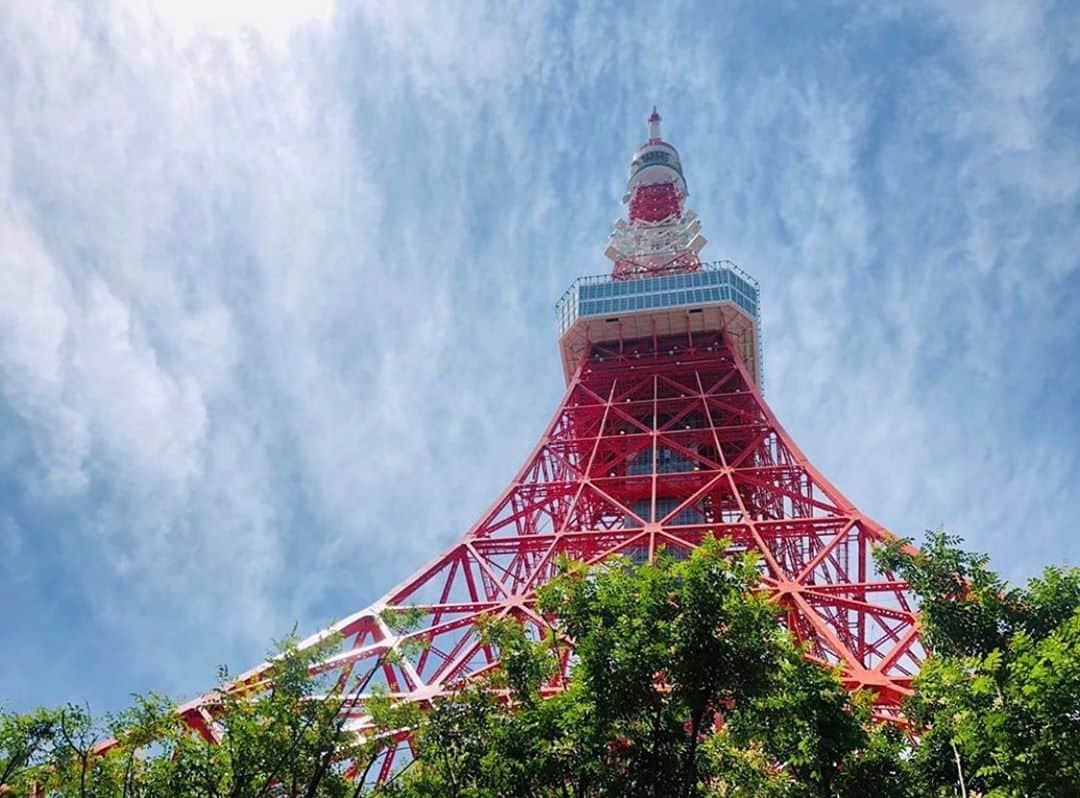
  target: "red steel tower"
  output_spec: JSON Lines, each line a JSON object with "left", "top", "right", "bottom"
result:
{"left": 180, "top": 110, "right": 923, "bottom": 780}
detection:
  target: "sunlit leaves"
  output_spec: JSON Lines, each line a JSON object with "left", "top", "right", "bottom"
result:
{"left": 3, "top": 531, "right": 1075, "bottom": 797}
{"left": 886, "top": 530, "right": 1080, "bottom": 797}
{"left": 396, "top": 537, "right": 902, "bottom": 798}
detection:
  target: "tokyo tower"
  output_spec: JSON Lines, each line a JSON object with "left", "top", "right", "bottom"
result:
{"left": 180, "top": 108, "right": 924, "bottom": 779}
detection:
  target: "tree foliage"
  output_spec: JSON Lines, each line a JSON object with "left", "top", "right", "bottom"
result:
{"left": 878, "top": 529, "right": 1080, "bottom": 797}
{"left": 0, "top": 635, "right": 413, "bottom": 797}
{"left": 392, "top": 539, "right": 906, "bottom": 798}
{"left": 2, "top": 532, "right": 1077, "bottom": 797}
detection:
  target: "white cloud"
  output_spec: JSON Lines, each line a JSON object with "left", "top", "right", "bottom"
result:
{"left": 0, "top": 0, "right": 1075, "bottom": 709}
{"left": 145, "top": 0, "right": 334, "bottom": 46}
{"left": 0, "top": 0, "right": 364, "bottom": 669}
{"left": 0, "top": 200, "right": 89, "bottom": 495}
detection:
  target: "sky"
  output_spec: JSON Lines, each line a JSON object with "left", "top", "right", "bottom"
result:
{"left": 0, "top": 0, "right": 1077, "bottom": 714}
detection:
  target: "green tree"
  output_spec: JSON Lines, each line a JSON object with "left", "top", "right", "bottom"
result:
{"left": 395, "top": 538, "right": 902, "bottom": 798}
{"left": 1, "top": 635, "right": 413, "bottom": 797}
{"left": 0, "top": 705, "right": 61, "bottom": 788}
{"left": 879, "top": 529, "right": 1080, "bottom": 797}
{"left": 7, "top": 530, "right": 1076, "bottom": 797}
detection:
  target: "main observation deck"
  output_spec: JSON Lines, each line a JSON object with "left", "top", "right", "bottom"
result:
{"left": 555, "top": 260, "right": 762, "bottom": 386}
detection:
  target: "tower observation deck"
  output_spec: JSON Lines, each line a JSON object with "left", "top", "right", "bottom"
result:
{"left": 166, "top": 109, "right": 924, "bottom": 786}
{"left": 558, "top": 109, "right": 762, "bottom": 385}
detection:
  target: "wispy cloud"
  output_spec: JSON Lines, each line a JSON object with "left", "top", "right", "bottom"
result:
{"left": 0, "top": 0, "right": 1076, "bottom": 712}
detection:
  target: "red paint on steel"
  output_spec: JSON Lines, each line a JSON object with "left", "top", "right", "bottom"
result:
{"left": 160, "top": 110, "right": 925, "bottom": 785}
{"left": 628, "top": 182, "right": 683, "bottom": 223}
{"left": 179, "top": 328, "right": 922, "bottom": 780}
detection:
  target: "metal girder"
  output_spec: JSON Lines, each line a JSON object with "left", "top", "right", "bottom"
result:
{"left": 176, "top": 328, "right": 923, "bottom": 784}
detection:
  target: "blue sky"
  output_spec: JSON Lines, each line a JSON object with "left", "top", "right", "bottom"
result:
{"left": 1, "top": 1, "right": 1077, "bottom": 714}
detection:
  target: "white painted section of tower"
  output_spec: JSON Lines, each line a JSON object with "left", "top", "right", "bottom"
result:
{"left": 625, "top": 107, "right": 688, "bottom": 200}
{"left": 605, "top": 212, "right": 706, "bottom": 263}
{"left": 625, "top": 146, "right": 687, "bottom": 199}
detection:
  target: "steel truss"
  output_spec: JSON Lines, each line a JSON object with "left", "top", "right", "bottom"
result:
{"left": 180, "top": 328, "right": 923, "bottom": 781}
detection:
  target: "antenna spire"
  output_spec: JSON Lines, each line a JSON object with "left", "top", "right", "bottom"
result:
{"left": 648, "top": 106, "right": 662, "bottom": 140}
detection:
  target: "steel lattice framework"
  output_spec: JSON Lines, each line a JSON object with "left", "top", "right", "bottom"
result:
{"left": 172, "top": 109, "right": 924, "bottom": 784}
{"left": 179, "top": 328, "right": 922, "bottom": 780}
